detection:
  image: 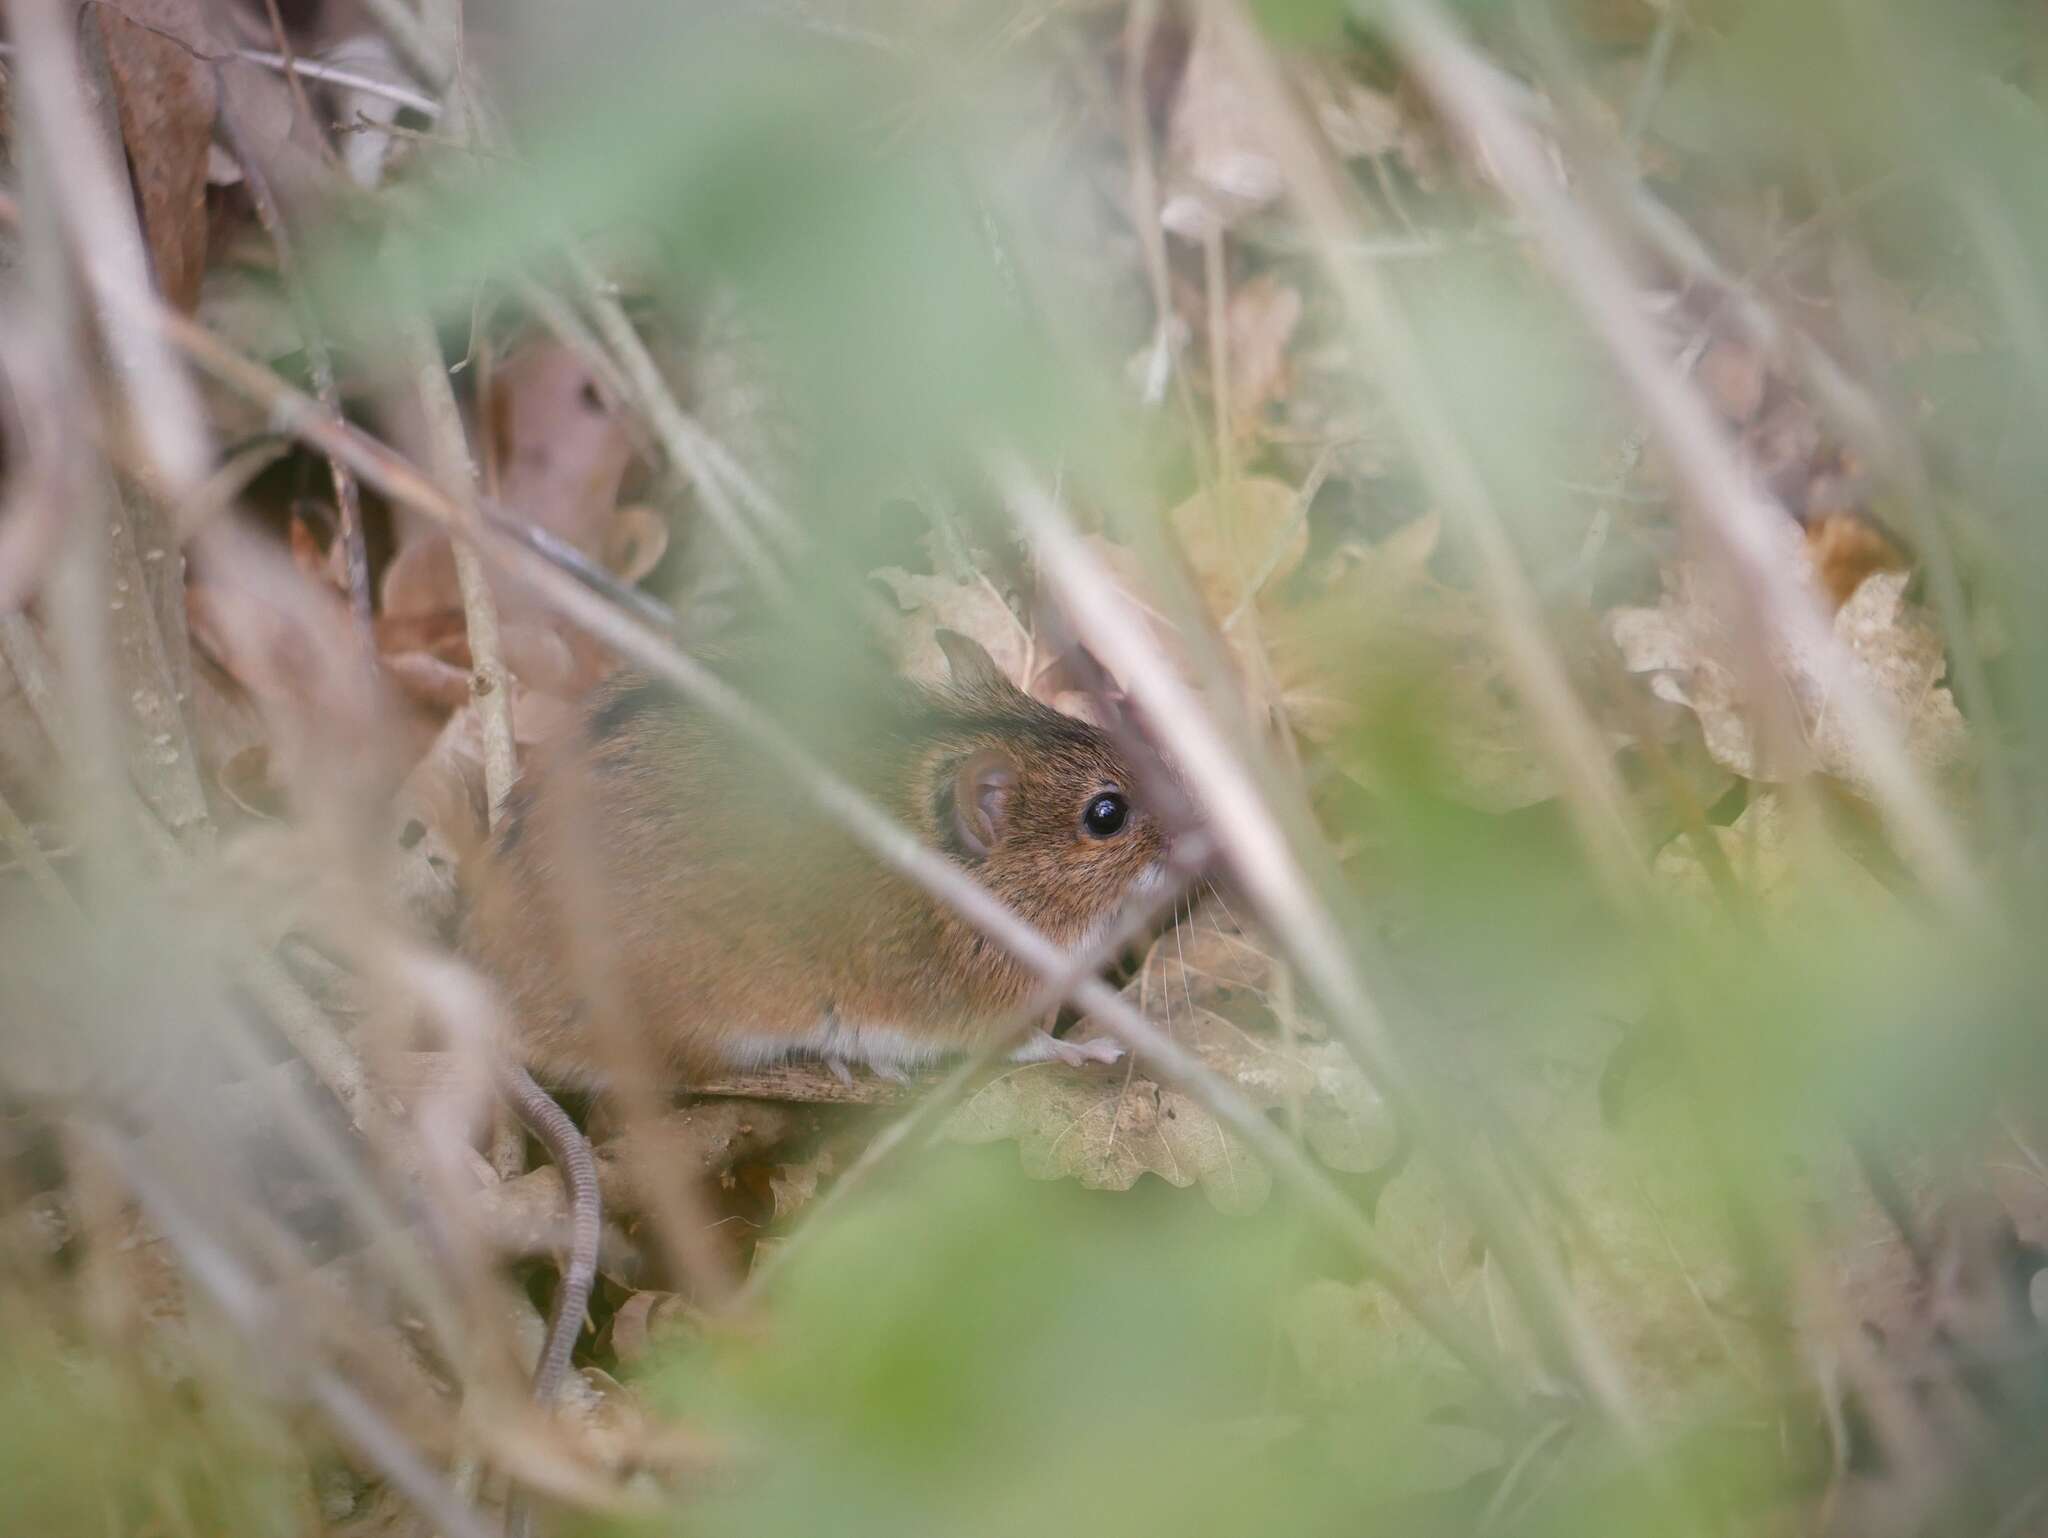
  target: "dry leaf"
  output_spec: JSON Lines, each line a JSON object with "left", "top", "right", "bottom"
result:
{"left": 1225, "top": 274, "right": 1303, "bottom": 439}
{"left": 1268, "top": 516, "right": 1570, "bottom": 811}
{"left": 1607, "top": 538, "right": 1967, "bottom": 799}
{"left": 1136, "top": 902, "right": 1275, "bottom": 1012}
{"left": 948, "top": 936, "right": 1392, "bottom": 1213}
{"left": 1170, "top": 475, "right": 1307, "bottom": 624}
{"left": 97, "top": 0, "right": 218, "bottom": 314}
{"left": 1160, "top": 12, "right": 1283, "bottom": 239}
{"left": 946, "top": 1061, "right": 1273, "bottom": 1215}
{"left": 871, "top": 567, "right": 1032, "bottom": 690}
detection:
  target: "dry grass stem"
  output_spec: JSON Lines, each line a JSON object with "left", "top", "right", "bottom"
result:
{"left": 10, "top": 0, "right": 211, "bottom": 499}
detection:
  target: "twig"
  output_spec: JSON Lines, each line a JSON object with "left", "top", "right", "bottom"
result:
{"left": 1622, "top": 0, "right": 1686, "bottom": 150}
{"left": 1380, "top": 0, "right": 1985, "bottom": 923}
{"left": 257, "top": 0, "right": 327, "bottom": 162}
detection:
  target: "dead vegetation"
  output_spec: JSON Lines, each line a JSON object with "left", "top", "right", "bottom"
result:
{"left": 2, "top": 1, "right": 2046, "bottom": 1535}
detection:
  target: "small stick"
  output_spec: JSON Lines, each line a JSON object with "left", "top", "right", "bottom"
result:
{"left": 232, "top": 47, "right": 444, "bottom": 117}
{"left": 257, "top": 0, "right": 331, "bottom": 168}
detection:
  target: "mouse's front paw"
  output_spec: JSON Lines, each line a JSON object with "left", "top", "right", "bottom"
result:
{"left": 1013, "top": 1029, "right": 1125, "bottom": 1068}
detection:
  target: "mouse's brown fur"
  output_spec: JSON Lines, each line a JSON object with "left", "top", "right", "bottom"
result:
{"left": 460, "top": 634, "right": 1169, "bottom": 1084}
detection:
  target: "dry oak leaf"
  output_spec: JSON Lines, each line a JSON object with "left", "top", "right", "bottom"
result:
{"left": 1607, "top": 543, "right": 1966, "bottom": 798}
{"left": 1135, "top": 901, "right": 1277, "bottom": 1014}
{"left": 871, "top": 567, "right": 1032, "bottom": 692}
{"left": 947, "top": 996, "right": 1392, "bottom": 1210}
{"left": 1169, "top": 475, "right": 1308, "bottom": 623}
{"left": 946, "top": 1061, "right": 1272, "bottom": 1215}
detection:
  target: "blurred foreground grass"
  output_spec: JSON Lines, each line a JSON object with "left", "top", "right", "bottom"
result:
{"left": 7, "top": 1, "right": 2048, "bottom": 1535}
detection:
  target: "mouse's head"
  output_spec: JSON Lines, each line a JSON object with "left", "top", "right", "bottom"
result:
{"left": 917, "top": 631, "right": 1176, "bottom": 946}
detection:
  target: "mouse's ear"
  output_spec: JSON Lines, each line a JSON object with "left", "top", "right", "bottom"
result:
{"left": 935, "top": 630, "right": 1011, "bottom": 695}
{"left": 951, "top": 747, "right": 1015, "bottom": 858}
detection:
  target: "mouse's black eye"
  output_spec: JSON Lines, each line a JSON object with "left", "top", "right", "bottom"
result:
{"left": 1082, "top": 792, "right": 1129, "bottom": 839}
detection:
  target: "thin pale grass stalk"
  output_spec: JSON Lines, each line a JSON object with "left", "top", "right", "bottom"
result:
{"left": 234, "top": 46, "right": 445, "bottom": 116}
{"left": 1377, "top": 0, "right": 1986, "bottom": 923}
{"left": 559, "top": 245, "right": 803, "bottom": 579}
{"left": 19, "top": 7, "right": 215, "bottom": 866}
{"left": 389, "top": 283, "right": 521, "bottom": 820}
{"left": 256, "top": 0, "right": 339, "bottom": 172}
{"left": 0, "top": 318, "right": 72, "bottom": 614}
{"left": 172, "top": 438, "right": 294, "bottom": 541}
{"left": 1120, "top": 0, "right": 1216, "bottom": 472}
{"left": 474, "top": 328, "right": 532, "bottom": 1186}
{"left": 1203, "top": 222, "right": 1236, "bottom": 486}
{"left": 80, "top": 1124, "right": 502, "bottom": 1538}
{"left": 1002, "top": 458, "right": 1649, "bottom": 1439}
{"left": 9, "top": 0, "right": 211, "bottom": 499}
{"left": 7, "top": 120, "right": 132, "bottom": 894}
{"left": 1205, "top": 1, "right": 1651, "bottom": 919}
{"left": 123, "top": 289, "right": 1519, "bottom": 1400}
